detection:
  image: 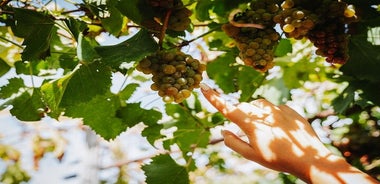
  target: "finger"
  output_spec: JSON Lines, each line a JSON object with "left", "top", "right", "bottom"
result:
{"left": 200, "top": 84, "right": 243, "bottom": 122}
{"left": 200, "top": 84, "right": 264, "bottom": 133}
{"left": 250, "top": 99, "right": 277, "bottom": 110}
{"left": 222, "top": 130, "right": 257, "bottom": 161}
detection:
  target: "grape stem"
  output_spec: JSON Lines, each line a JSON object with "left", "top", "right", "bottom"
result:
{"left": 158, "top": 9, "right": 172, "bottom": 49}
{"left": 177, "top": 26, "right": 220, "bottom": 48}
{"left": 228, "top": 9, "right": 265, "bottom": 29}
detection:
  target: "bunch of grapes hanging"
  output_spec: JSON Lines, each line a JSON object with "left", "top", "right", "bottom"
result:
{"left": 137, "top": 50, "right": 206, "bottom": 103}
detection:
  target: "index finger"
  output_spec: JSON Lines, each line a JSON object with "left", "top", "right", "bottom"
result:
{"left": 200, "top": 84, "right": 257, "bottom": 132}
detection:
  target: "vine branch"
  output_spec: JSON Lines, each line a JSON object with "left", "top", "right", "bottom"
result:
{"left": 177, "top": 26, "right": 220, "bottom": 48}
{"left": 158, "top": 9, "right": 172, "bottom": 49}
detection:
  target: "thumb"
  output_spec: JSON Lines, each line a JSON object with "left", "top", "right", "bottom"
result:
{"left": 222, "top": 130, "right": 256, "bottom": 161}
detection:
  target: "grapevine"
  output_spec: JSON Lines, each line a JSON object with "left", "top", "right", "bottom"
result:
{"left": 136, "top": 50, "right": 206, "bottom": 103}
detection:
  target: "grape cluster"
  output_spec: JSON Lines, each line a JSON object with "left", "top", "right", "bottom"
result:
{"left": 305, "top": 1, "right": 357, "bottom": 64}
{"left": 222, "top": 0, "right": 280, "bottom": 72}
{"left": 273, "top": 1, "right": 318, "bottom": 39}
{"left": 137, "top": 50, "right": 205, "bottom": 103}
{"left": 269, "top": 0, "right": 358, "bottom": 64}
{"left": 307, "top": 22, "right": 349, "bottom": 64}
{"left": 141, "top": 0, "right": 192, "bottom": 33}
{"left": 167, "top": 7, "right": 192, "bottom": 31}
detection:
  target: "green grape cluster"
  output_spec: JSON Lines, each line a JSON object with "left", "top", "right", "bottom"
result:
{"left": 222, "top": 0, "right": 280, "bottom": 72}
{"left": 136, "top": 50, "right": 205, "bottom": 103}
{"left": 167, "top": 7, "right": 192, "bottom": 31}
{"left": 273, "top": 5, "right": 318, "bottom": 39}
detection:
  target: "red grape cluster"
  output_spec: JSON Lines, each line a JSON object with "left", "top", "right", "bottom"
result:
{"left": 137, "top": 50, "right": 205, "bottom": 103}
{"left": 305, "top": 0, "right": 357, "bottom": 64}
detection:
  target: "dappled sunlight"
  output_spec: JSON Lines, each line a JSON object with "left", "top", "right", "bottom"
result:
{"left": 201, "top": 84, "right": 380, "bottom": 183}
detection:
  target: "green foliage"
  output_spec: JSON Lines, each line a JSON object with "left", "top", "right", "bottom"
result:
{"left": 274, "top": 39, "right": 293, "bottom": 57}
{"left": 0, "top": 163, "right": 30, "bottom": 184}
{"left": 11, "top": 8, "right": 54, "bottom": 61}
{"left": 0, "top": 78, "right": 25, "bottom": 99}
{"left": 0, "top": 58, "right": 10, "bottom": 77}
{"left": 117, "top": 103, "right": 163, "bottom": 144}
{"left": 95, "top": 29, "right": 158, "bottom": 69}
{"left": 0, "top": 0, "right": 380, "bottom": 182}
{"left": 206, "top": 52, "right": 266, "bottom": 101}
{"left": 142, "top": 154, "right": 189, "bottom": 184}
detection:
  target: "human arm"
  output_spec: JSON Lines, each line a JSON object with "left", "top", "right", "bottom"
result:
{"left": 200, "top": 83, "right": 379, "bottom": 184}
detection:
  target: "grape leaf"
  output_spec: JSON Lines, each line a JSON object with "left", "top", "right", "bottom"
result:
{"left": 49, "top": 27, "right": 78, "bottom": 71}
{"left": 59, "top": 62, "right": 112, "bottom": 107}
{"left": 41, "top": 72, "right": 74, "bottom": 118}
{"left": 14, "top": 60, "right": 51, "bottom": 75}
{"left": 142, "top": 121, "right": 164, "bottom": 146}
{"left": 0, "top": 58, "right": 10, "bottom": 77}
{"left": 254, "top": 77, "right": 290, "bottom": 105}
{"left": 238, "top": 66, "right": 266, "bottom": 102}
{"left": 77, "top": 33, "right": 100, "bottom": 63}
{"left": 116, "top": 0, "right": 155, "bottom": 25}
{"left": 332, "top": 85, "right": 355, "bottom": 114}
{"left": 116, "top": 102, "right": 163, "bottom": 144}
{"left": 204, "top": 29, "right": 235, "bottom": 51}
{"left": 101, "top": 0, "right": 125, "bottom": 36}
{"left": 95, "top": 29, "right": 158, "bottom": 69}
{"left": 64, "top": 18, "right": 87, "bottom": 41}
{"left": 195, "top": 0, "right": 213, "bottom": 21}
{"left": 142, "top": 154, "right": 189, "bottom": 184}
{"left": 64, "top": 93, "right": 125, "bottom": 140}
{"left": 116, "top": 103, "right": 162, "bottom": 127}
{"left": 274, "top": 39, "right": 292, "bottom": 57}
{"left": 11, "top": 8, "right": 54, "bottom": 61}
{"left": 281, "top": 58, "right": 321, "bottom": 89}
{"left": 206, "top": 53, "right": 238, "bottom": 93}
{"left": 0, "top": 78, "right": 24, "bottom": 99}
{"left": 341, "top": 31, "right": 380, "bottom": 83}
{"left": 212, "top": 0, "right": 251, "bottom": 19}
{"left": 117, "top": 83, "right": 139, "bottom": 105}
{"left": 164, "top": 104, "right": 211, "bottom": 153}
{"left": 9, "top": 89, "right": 46, "bottom": 121}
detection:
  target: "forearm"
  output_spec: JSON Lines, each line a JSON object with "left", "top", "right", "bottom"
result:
{"left": 297, "top": 155, "right": 379, "bottom": 184}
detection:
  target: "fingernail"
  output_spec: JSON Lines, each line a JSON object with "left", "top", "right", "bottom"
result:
{"left": 199, "top": 83, "right": 211, "bottom": 92}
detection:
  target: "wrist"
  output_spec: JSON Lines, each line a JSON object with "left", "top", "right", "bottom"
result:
{"left": 302, "top": 154, "right": 378, "bottom": 184}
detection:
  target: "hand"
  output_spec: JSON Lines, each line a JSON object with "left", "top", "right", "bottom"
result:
{"left": 200, "top": 83, "right": 379, "bottom": 184}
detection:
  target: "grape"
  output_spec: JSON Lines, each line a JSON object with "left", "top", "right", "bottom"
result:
{"left": 281, "top": 0, "right": 295, "bottom": 9}
{"left": 282, "top": 24, "right": 295, "bottom": 33}
{"left": 137, "top": 50, "right": 205, "bottom": 103}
